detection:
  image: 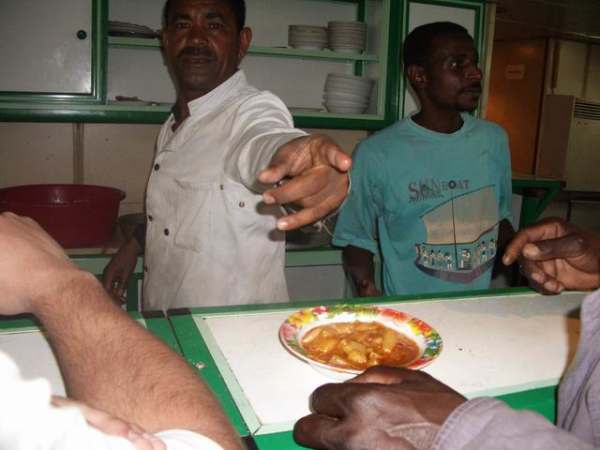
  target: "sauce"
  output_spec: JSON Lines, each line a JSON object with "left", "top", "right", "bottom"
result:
{"left": 301, "top": 321, "right": 420, "bottom": 371}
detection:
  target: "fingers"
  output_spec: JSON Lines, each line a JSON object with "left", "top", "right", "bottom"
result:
{"left": 294, "top": 414, "right": 342, "bottom": 450}
{"left": 517, "top": 259, "right": 564, "bottom": 294}
{"left": 309, "top": 382, "right": 361, "bottom": 418}
{"left": 265, "top": 167, "right": 348, "bottom": 230}
{"left": 502, "top": 218, "right": 569, "bottom": 266}
{"left": 323, "top": 143, "right": 352, "bottom": 173}
{"left": 259, "top": 135, "right": 351, "bottom": 231}
{"left": 349, "top": 366, "right": 413, "bottom": 384}
{"left": 523, "top": 235, "right": 587, "bottom": 261}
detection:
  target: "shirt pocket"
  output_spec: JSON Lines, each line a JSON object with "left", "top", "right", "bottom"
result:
{"left": 221, "top": 181, "right": 281, "bottom": 228}
{"left": 173, "top": 179, "right": 213, "bottom": 253}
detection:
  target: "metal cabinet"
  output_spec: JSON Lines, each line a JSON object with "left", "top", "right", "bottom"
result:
{"left": 0, "top": 0, "right": 402, "bottom": 129}
{"left": 0, "top": 0, "right": 105, "bottom": 106}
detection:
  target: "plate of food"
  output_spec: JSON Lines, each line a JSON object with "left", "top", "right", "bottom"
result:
{"left": 279, "top": 304, "right": 442, "bottom": 379}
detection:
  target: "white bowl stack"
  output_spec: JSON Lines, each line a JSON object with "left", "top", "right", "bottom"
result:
{"left": 288, "top": 25, "right": 328, "bottom": 50}
{"left": 327, "top": 21, "right": 367, "bottom": 53}
{"left": 323, "top": 73, "right": 373, "bottom": 114}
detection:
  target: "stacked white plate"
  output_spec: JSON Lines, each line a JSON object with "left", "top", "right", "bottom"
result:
{"left": 327, "top": 21, "right": 367, "bottom": 53}
{"left": 323, "top": 73, "right": 373, "bottom": 114}
{"left": 288, "top": 25, "right": 328, "bottom": 50}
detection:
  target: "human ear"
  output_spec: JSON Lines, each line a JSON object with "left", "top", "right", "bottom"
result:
{"left": 407, "top": 65, "right": 426, "bottom": 89}
{"left": 238, "top": 27, "right": 252, "bottom": 64}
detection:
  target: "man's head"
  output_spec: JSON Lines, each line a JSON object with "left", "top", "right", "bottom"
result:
{"left": 403, "top": 22, "right": 482, "bottom": 113}
{"left": 161, "top": 0, "right": 251, "bottom": 101}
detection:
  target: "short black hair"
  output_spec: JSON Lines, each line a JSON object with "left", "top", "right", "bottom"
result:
{"left": 402, "top": 22, "right": 470, "bottom": 69}
{"left": 162, "top": 0, "right": 246, "bottom": 31}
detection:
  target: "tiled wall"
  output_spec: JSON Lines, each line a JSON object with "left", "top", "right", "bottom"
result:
{"left": 0, "top": 123, "right": 367, "bottom": 217}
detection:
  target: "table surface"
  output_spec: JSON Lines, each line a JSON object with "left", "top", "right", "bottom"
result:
{"left": 0, "top": 312, "right": 179, "bottom": 396}
{"left": 170, "top": 289, "right": 585, "bottom": 442}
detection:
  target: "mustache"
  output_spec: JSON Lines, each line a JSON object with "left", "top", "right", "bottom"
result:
{"left": 180, "top": 46, "right": 213, "bottom": 58}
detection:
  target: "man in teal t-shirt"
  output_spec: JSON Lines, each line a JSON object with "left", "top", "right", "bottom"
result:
{"left": 333, "top": 22, "right": 513, "bottom": 297}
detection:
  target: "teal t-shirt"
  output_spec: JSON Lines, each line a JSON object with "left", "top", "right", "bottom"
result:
{"left": 333, "top": 114, "right": 512, "bottom": 296}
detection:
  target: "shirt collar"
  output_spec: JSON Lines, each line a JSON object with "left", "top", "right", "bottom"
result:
{"left": 187, "top": 70, "right": 248, "bottom": 117}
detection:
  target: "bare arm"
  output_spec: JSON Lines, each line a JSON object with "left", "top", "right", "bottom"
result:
{"left": 343, "top": 245, "right": 381, "bottom": 297}
{"left": 102, "top": 231, "right": 144, "bottom": 300}
{"left": 0, "top": 213, "right": 242, "bottom": 449}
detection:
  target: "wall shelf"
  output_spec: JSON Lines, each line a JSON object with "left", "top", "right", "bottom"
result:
{"left": 107, "top": 37, "right": 378, "bottom": 62}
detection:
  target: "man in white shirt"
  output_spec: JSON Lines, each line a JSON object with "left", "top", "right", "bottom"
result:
{"left": 0, "top": 212, "right": 242, "bottom": 450}
{"left": 103, "top": 0, "right": 351, "bottom": 310}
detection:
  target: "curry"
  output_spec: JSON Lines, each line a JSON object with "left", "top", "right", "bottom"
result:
{"left": 300, "top": 321, "right": 420, "bottom": 371}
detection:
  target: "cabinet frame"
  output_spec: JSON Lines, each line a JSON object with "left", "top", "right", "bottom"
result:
{"left": 399, "top": 0, "right": 486, "bottom": 118}
{"left": 0, "top": 0, "right": 401, "bottom": 129}
{"left": 0, "top": 0, "right": 107, "bottom": 111}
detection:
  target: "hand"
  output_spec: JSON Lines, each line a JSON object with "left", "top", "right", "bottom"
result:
{"left": 259, "top": 134, "right": 351, "bottom": 230}
{"left": 52, "top": 396, "right": 166, "bottom": 450}
{"left": 502, "top": 217, "right": 600, "bottom": 293}
{"left": 357, "top": 279, "right": 382, "bottom": 297}
{"left": 0, "top": 213, "right": 82, "bottom": 316}
{"left": 103, "top": 237, "right": 141, "bottom": 301}
{"left": 294, "top": 366, "right": 466, "bottom": 450}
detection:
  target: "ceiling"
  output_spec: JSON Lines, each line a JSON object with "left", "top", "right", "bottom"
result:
{"left": 493, "top": 0, "right": 600, "bottom": 43}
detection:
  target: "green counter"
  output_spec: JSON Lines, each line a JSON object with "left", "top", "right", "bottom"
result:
{"left": 169, "top": 287, "right": 572, "bottom": 449}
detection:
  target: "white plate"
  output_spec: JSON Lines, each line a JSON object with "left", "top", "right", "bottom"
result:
{"left": 323, "top": 91, "right": 369, "bottom": 102}
{"left": 324, "top": 104, "right": 367, "bottom": 114}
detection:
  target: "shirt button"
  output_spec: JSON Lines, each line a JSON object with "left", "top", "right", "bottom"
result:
{"left": 154, "top": 163, "right": 160, "bottom": 171}
{"left": 164, "top": 228, "right": 170, "bottom": 236}
{"left": 148, "top": 215, "right": 153, "bottom": 222}
{"left": 239, "top": 201, "right": 245, "bottom": 208}
{"left": 219, "top": 184, "right": 224, "bottom": 190}
{"left": 143, "top": 265, "right": 148, "bottom": 272}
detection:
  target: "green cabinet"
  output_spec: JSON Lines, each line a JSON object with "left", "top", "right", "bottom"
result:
{"left": 0, "top": 0, "right": 106, "bottom": 111}
{"left": 400, "top": 0, "right": 487, "bottom": 118}
{"left": 0, "top": 0, "right": 487, "bottom": 127}
{"left": 1, "top": 0, "right": 403, "bottom": 128}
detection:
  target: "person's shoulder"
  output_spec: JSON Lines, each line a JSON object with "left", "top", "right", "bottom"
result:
{"left": 357, "top": 118, "right": 414, "bottom": 153}
{"left": 469, "top": 116, "right": 508, "bottom": 139}
{"left": 236, "top": 83, "right": 290, "bottom": 113}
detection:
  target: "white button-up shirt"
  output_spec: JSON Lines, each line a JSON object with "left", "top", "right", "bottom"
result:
{"left": 143, "top": 71, "right": 307, "bottom": 310}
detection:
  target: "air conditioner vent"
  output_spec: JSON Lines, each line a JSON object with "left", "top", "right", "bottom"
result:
{"left": 574, "top": 100, "right": 600, "bottom": 120}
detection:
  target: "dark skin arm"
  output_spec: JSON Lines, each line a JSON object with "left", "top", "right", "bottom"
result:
{"left": 502, "top": 217, "right": 600, "bottom": 293}
{"left": 342, "top": 245, "right": 382, "bottom": 297}
{"left": 294, "top": 366, "right": 466, "bottom": 450}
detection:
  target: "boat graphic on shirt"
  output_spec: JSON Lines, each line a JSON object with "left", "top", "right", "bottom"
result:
{"left": 414, "top": 185, "right": 499, "bottom": 283}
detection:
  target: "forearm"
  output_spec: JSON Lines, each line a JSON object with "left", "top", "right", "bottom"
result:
{"left": 343, "top": 245, "right": 376, "bottom": 292}
{"left": 33, "top": 271, "right": 242, "bottom": 449}
{"left": 131, "top": 223, "right": 147, "bottom": 250}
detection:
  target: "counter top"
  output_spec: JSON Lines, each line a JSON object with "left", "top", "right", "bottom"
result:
{"left": 170, "top": 288, "right": 584, "bottom": 447}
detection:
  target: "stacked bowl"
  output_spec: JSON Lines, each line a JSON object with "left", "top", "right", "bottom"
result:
{"left": 323, "top": 73, "right": 373, "bottom": 114}
{"left": 288, "top": 25, "right": 328, "bottom": 50}
{"left": 327, "top": 21, "right": 367, "bottom": 53}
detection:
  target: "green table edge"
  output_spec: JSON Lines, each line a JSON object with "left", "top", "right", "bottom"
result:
{"left": 168, "top": 313, "right": 250, "bottom": 436}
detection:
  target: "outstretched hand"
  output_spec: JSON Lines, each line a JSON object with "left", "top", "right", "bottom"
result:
{"left": 502, "top": 217, "right": 600, "bottom": 293}
{"left": 259, "top": 134, "right": 351, "bottom": 230}
{"left": 293, "top": 366, "right": 466, "bottom": 450}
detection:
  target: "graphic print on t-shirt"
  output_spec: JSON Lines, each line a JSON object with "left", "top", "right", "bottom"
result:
{"left": 414, "top": 185, "right": 499, "bottom": 283}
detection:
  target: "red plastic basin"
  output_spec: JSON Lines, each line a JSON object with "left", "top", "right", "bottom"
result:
{"left": 0, "top": 184, "right": 126, "bottom": 248}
